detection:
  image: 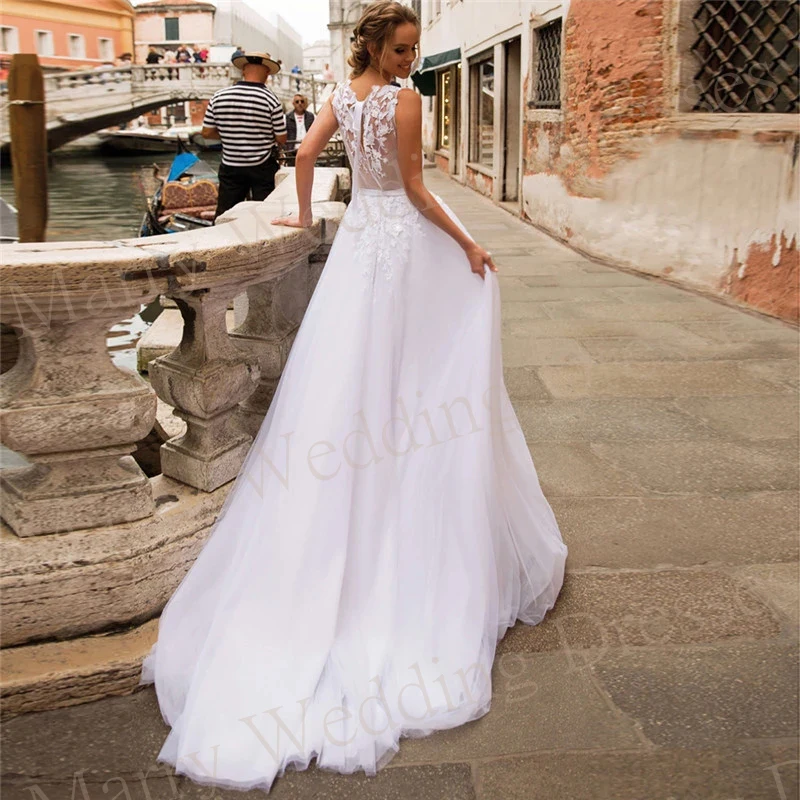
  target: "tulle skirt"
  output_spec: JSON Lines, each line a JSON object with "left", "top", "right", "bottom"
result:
{"left": 139, "top": 187, "right": 568, "bottom": 793}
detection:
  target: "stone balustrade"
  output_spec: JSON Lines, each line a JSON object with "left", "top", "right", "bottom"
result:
{"left": 0, "top": 170, "right": 349, "bottom": 714}
{"left": 0, "top": 63, "right": 239, "bottom": 149}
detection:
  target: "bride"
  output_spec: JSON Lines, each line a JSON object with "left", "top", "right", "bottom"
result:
{"left": 139, "top": 1, "right": 568, "bottom": 793}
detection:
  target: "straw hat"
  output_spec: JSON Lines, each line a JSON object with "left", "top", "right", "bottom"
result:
{"left": 232, "top": 52, "right": 280, "bottom": 74}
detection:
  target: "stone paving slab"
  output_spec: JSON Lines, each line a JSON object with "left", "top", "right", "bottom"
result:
{"left": 502, "top": 366, "right": 552, "bottom": 402}
{"left": 527, "top": 442, "right": 646, "bottom": 497}
{"left": 733, "top": 562, "right": 800, "bottom": 631}
{"left": 671, "top": 394, "right": 800, "bottom": 440}
{"left": 537, "top": 361, "right": 793, "bottom": 399}
{"left": 502, "top": 317, "right": 712, "bottom": 343}
{"left": 516, "top": 397, "right": 720, "bottom": 442}
{"left": 591, "top": 439, "right": 799, "bottom": 493}
{"left": 503, "top": 336, "right": 594, "bottom": 367}
{"left": 2, "top": 763, "right": 479, "bottom": 800}
{"left": 496, "top": 569, "right": 782, "bottom": 656}
{"left": 592, "top": 641, "right": 799, "bottom": 747}
{"left": 679, "top": 318, "right": 800, "bottom": 343}
{"left": 390, "top": 651, "right": 643, "bottom": 765}
{"left": 473, "top": 742, "right": 799, "bottom": 800}
{"left": 549, "top": 492, "right": 800, "bottom": 569}
{"left": 580, "top": 334, "right": 800, "bottom": 363}
{"left": 542, "top": 301, "right": 763, "bottom": 322}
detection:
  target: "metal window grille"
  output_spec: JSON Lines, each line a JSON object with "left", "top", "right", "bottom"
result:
{"left": 690, "top": 0, "right": 799, "bottom": 113}
{"left": 534, "top": 19, "right": 562, "bottom": 108}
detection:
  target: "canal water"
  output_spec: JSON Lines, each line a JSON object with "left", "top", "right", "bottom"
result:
{"left": 1, "top": 149, "right": 222, "bottom": 371}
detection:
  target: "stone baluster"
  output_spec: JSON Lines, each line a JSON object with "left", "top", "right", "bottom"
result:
{"left": 148, "top": 288, "right": 261, "bottom": 492}
{"left": 229, "top": 258, "right": 311, "bottom": 438}
{"left": 0, "top": 312, "right": 157, "bottom": 537}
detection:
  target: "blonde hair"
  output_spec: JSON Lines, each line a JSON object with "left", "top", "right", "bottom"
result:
{"left": 347, "top": 1, "right": 420, "bottom": 78}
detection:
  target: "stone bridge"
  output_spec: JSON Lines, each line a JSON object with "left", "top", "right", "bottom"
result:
{"left": 0, "top": 63, "right": 335, "bottom": 151}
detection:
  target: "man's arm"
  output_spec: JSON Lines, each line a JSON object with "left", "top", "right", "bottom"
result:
{"left": 201, "top": 96, "right": 219, "bottom": 140}
{"left": 272, "top": 100, "right": 288, "bottom": 146}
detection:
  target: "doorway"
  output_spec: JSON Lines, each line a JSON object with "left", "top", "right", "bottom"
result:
{"left": 502, "top": 37, "right": 521, "bottom": 202}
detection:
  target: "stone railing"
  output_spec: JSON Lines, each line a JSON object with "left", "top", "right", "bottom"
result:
{"left": 0, "top": 167, "right": 349, "bottom": 715}
{"left": 0, "top": 63, "right": 237, "bottom": 147}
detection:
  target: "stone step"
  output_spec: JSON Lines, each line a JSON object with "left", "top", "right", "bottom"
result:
{"left": 1, "top": 619, "right": 158, "bottom": 720}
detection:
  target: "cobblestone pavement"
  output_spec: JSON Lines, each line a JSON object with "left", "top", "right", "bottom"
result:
{"left": 2, "top": 170, "right": 798, "bottom": 799}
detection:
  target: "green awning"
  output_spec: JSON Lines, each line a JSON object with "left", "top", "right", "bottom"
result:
{"left": 410, "top": 48, "right": 460, "bottom": 96}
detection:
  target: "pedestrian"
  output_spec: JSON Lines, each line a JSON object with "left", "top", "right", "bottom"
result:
{"left": 163, "top": 48, "right": 176, "bottom": 63}
{"left": 201, "top": 52, "right": 287, "bottom": 219}
{"left": 290, "top": 63, "right": 302, "bottom": 91}
{"left": 285, "top": 94, "right": 314, "bottom": 151}
{"left": 146, "top": 47, "right": 162, "bottom": 64}
{"left": 322, "top": 62, "right": 334, "bottom": 81}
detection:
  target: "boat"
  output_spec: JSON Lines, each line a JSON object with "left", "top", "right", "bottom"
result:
{"left": 139, "top": 142, "right": 219, "bottom": 237}
{"left": 138, "top": 135, "right": 350, "bottom": 237}
{"left": 0, "top": 197, "right": 19, "bottom": 243}
{"left": 99, "top": 124, "right": 204, "bottom": 155}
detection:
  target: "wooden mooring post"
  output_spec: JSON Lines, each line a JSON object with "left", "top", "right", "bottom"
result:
{"left": 8, "top": 53, "right": 47, "bottom": 243}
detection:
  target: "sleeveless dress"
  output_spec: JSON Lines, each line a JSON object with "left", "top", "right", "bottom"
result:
{"left": 139, "top": 79, "right": 568, "bottom": 793}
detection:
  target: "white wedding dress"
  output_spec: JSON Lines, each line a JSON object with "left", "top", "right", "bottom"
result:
{"left": 139, "top": 79, "right": 568, "bottom": 793}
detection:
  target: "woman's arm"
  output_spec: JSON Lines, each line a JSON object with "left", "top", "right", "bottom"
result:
{"left": 395, "top": 88, "right": 497, "bottom": 279}
{"left": 272, "top": 94, "right": 339, "bottom": 228}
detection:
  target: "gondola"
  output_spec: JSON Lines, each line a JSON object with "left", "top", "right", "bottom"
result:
{"left": 138, "top": 135, "right": 350, "bottom": 237}
{"left": 139, "top": 139, "right": 219, "bottom": 237}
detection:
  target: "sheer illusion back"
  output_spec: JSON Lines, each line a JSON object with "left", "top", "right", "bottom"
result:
{"left": 332, "top": 80, "right": 404, "bottom": 193}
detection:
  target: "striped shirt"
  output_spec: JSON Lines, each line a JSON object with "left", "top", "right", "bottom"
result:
{"left": 203, "top": 81, "right": 287, "bottom": 167}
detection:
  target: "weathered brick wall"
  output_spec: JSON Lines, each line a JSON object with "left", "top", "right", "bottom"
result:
{"left": 525, "top": 0, "right": 667, "bottom": 195}
{"left": 563, "top": 0, "right": 666, "bottom": 189}
{"left": 466, "top": 166, "right": 493, "bottom": 197}
{"left": 435, "top": 152, "right": 450, "bottom": 174}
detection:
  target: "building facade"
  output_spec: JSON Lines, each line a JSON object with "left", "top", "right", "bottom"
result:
{"left": 304, "top": 38, "right": 332, "bottom": 78}
{"left": 328, "top": 0, "right": 373, "bottom": 83}
{"left": 0, "top": 0, "right": 135, "bottom": 72}
{"left": 133, "top": 0, "right": 214, "bottom": 64}
{"left": 418, "top": 0, "right": 799, "bottom": 321}
{"left": 213, "top": 0, "right": 303, "bottom": 71}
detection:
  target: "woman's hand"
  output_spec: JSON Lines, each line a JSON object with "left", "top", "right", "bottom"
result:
{"left": 465, "top": 244, "right": 498, "bottom": 280}
{"left": 271, "top": 209, "right": 313, "bottom": 228}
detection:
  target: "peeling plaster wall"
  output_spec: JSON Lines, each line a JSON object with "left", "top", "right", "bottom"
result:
{"left": 521, "top": 0, "right": 799, "bottom": 321}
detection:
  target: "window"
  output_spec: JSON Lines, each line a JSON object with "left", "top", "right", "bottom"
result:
{"left": 437, "top": 69, "right": 451, "bottom": 149}
{"left": 1, "top": 26, "right": 19, "bottom": 54}
{"left": 469, "top": 56, "right": 494, "bottom": 168}
{"left": 532, "top": 19, "right": 562, "bottom": 109}
{"left": 98, "top": 37, "right": 114, "bottom": 62}
{"left": 165, "top": 17, "right": 180, "bottom": 41}
{"left": 689, "top": 0, "right": 798, "bottom": 113}
{"left": 68, "top": 34, "right": 86, "bottom": 59}
{"left": 35, "top": 30, "right": 54, "bottom": 56}
{"left": 411, "top": 0, "right": 421, "bottom": 20}
{"left": 164, "top": 102, "right": 187, "bottom": 124}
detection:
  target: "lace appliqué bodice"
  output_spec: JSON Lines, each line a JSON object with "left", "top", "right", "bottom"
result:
{"left": 332, "top": 80, "right": 402, "bottom": 191}
{"left": 332, "top": 80, "right": 422, "bottom": 295}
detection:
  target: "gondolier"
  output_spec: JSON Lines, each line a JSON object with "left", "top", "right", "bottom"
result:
{"left": 201, "top": 51, "right": 287, "bottom": 220}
